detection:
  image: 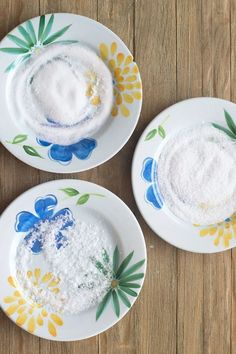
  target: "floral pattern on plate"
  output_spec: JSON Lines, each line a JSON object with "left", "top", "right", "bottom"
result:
{"left": 93, "top": 246, "right": 145, "bottom": 320}
{"left": 144, "top": 116, "right": 169, "bottom": 141}
{"left": 37, "top": 138, "right": 97, "bottom": 164}
{"left": 4, "top": 269, "right": 63, "bottom": 337}
{"left": 99, "top": 42, "right": 142, "bottom": 117}
{"left": 196, "top": 214, "right": 236, "bottom": 248}
{"left": 195, "top": 109, "right": 236, "bottom": 248}
{"left": 60, "top": 187, "right": 105, "bottom": 205}
{"left": 0, "top": 14, "right": 77, "bottom": 72}
{"left": 15, "top": 194, "right": 74, "bottom": 254}
{"left": 141, "top": 157, "right": 163, "bottom": 209}
{"left": 6, "top": 135, "right": 97, "bottom": 164}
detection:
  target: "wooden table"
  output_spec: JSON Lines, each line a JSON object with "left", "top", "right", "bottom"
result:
{"left": 0, "top": 0, "right": 234, "bottom": 353}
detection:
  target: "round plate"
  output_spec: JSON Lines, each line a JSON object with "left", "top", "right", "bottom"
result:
{"left": 0, "top": 180, "right": 146, "bottom": 340}
{"left": 132, "top": 97, "right": 236, "bottom": 253}
{"left": 0, "top": 13, "right": 142, "bottom": 173}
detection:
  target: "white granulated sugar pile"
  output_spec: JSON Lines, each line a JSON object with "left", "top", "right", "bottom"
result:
{"left": 7, "top": 43, "right": 113, "bottom": 145}
{"left": 157, "top": 124, "right": 236, "bottom": 225}
{"left": 15, "top": 216, "right": 113, "bottom": 314}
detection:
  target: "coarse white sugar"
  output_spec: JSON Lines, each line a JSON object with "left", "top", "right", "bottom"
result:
{"left": 157, "top": 124, "right": 236, "bottom": 225}
{"left": 15, "top": 216, "right": 113, "bottom": 314}
{"left": 7, "top": 43, "right": 113, "bottom": 145}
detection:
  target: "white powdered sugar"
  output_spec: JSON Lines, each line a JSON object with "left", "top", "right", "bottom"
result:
{"left": 7, "top": 43, "right": 113, "bottom": 145}
{"left": 157, "top": 124, "right": 236, "bottom": 225}
{"left": 15, "top": 216, "right": 113, "bottom": 314}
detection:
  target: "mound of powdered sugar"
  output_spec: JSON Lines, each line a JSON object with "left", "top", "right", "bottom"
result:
{"left": 7, "top": 43, "right": 113, "bottom": 145}
{"left": 157, "top": 124, "right": 236, "bottom": 225}
{"left": 15, "top": 216, "right": 113, "bottom": 314}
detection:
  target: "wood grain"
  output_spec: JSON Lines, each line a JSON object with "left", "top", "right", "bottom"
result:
{"left": 231, "top": 2, "right": 236, "bottom": 353}
{"left": 202, "top": 2, "right": 231, "bottom": 354}
{"left": 135, "top": 1, "right": 177, "bottom": 354}
{"left": 0, "top": 0, "right": 235, "bottom": 353}
{"left": 97, "top": 1, "right": 137, "bottom": 354}
{"left": 176, "top": 1, "right": 203, "bottom": 354}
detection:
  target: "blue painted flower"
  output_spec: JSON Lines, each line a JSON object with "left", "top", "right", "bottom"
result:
{"left": 37, "top": 138, "right": 97, "bottom": 165}
{"left": 15, "top": 194, "right": 74, "bottom": 254}
{"left": 141, "top": 157, "right": 163, "bottom": 209}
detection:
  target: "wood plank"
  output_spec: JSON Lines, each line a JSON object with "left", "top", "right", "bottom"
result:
{"left": 133, "top": 1, "right": 177, "bottom": 354}
{"left": 230, "top": 1, "right": 236, "bottom": 353}
{"left": 0, "top": 1, "right": 40, "bottom": 354}
{"left": 176, "top": 1, "right": 204, "bottom": 354}
{"left": 202, "top": 0, "right": 231, "bottom": 99}
{"left": 97, "top": 2, "right": 137, "bottom": 353}
{"left": 202, "top": 1, "right": 231, "bottom": 354}
{"left": 96, "top": 0, "right": 134, "bottom": 199}
{"left": 232, "top": 248, "right": 236, "bottom": 354}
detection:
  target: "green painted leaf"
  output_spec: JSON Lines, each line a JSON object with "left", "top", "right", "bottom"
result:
{"left": 117, "top": 288, "right": 131, "bottom": 308}
{"left": 92, "top": 258, "right": 108, "bottom": 276}
{"left": 0, "top": 47, "right": 29, "bottom": 54}
{"left": 96, "top": 290, "right": 112, "bottom": 321}
{"left": 26, "top": 20, "right": 37, "bottom": 44}
{"left": 18, "top": 53, "right": 31, "bottom": 66}
{"left": 118, "top": 282, "right": 141, "bottom": 289}
{"left": 5, "top": 60, "right": 17, "bottom": 72}
{"left": 41, "top": 14, "right": 54, "bottom": 42}
{"left": 77, "top": 193, "right": 90, "bottom": 205}
{"left": 119, "top": 273, "right": 145, "bottom": 283}
{"left": 21, "top": 53, "right": 31, "bottom": 61}
{"left": 224, "top": 109, "right": 236, "bottom": 135}
{"left": 116, "top": 251, "right": 134, "bottom": 278}
{"left": 43, "top": 25, "right": 71, "bottom": 45}
{"left": 11, "top": 134, "right": 28, "bottom": 144}
{"left": 113, "top": 246, "right": 119, "bottom": 273}
{"left": 119, "top": 286, "right": 137, "bottom": 297}
{"left": 38, "top": 15, "right": 46, "bottom": 41}
{"left": 23, "top": 145, "right": 42, "bottom": 158}
{"left": 145, "top": 129, "right": 157, "bottom": 141}
{"left": 7, "top": 34, "right": 30, "bottom": 49}
{"left": 52, "top": 40, "right": 78, "bottom": 45}
{"left": 60, "top": 188, "right": 79, "bottom": 197}
{"left": 158, "top": 125, "right": 166, "bottom": 138}
{"left": 102, "top": 249, "right": 110, "bottom": 264}
{"left": 112, "top": 290, "right": 120, "bottom": 317}
{"left": 212, "top": 123, "right": 236, "bottom": 139}
{"left": 90, "top": 193, "right": 105, "bottom": 198}
{"left": 18, "top": 26, "right": 33, "bottom": 46}
{"left": 118, "top": 259, "right": 145, "bottom": 279}
{"left": 5, "top": 54, "right": 31, "bottom": 72}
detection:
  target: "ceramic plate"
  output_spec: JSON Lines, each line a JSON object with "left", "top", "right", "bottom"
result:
{"left": 0, "top": 179, "right": 146, "bottom": 340}
{"left": 0, "top": 13, "right": 142, "bottom": 173}
{"left": 132, "top": 97, "right": 236, "bottom": 253}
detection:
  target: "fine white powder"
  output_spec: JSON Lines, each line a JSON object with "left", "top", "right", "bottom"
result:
{"left": 15, "top": 216, "right": 113, "bottom": 314}
{"left": 7, "top": 43, "right": 113, "bottom": 145}
{"left": 157, "top": 124, "right": 236, "bottom": 225}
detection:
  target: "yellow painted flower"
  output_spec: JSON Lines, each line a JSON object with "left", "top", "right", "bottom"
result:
{"left": 85, "top": 70, "right": 101, "bottom": 106}
{"left": 99, "top": 42, "right": 142, "bottom": 117}
{"left": 197, "top": 214, "right": 236, "bottom": 248}
{"left": 4, "top": 268, "right": 63, "bottom": 337}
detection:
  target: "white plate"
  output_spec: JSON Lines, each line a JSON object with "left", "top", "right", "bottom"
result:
{"left": 132, "top": 97, "right": 236, "bottom": 253}
{"left": 0, "top": 13, "right": 142, "bottom": 173}
{"left": 0, "top": 179, "right": 146, "bottom": 340}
